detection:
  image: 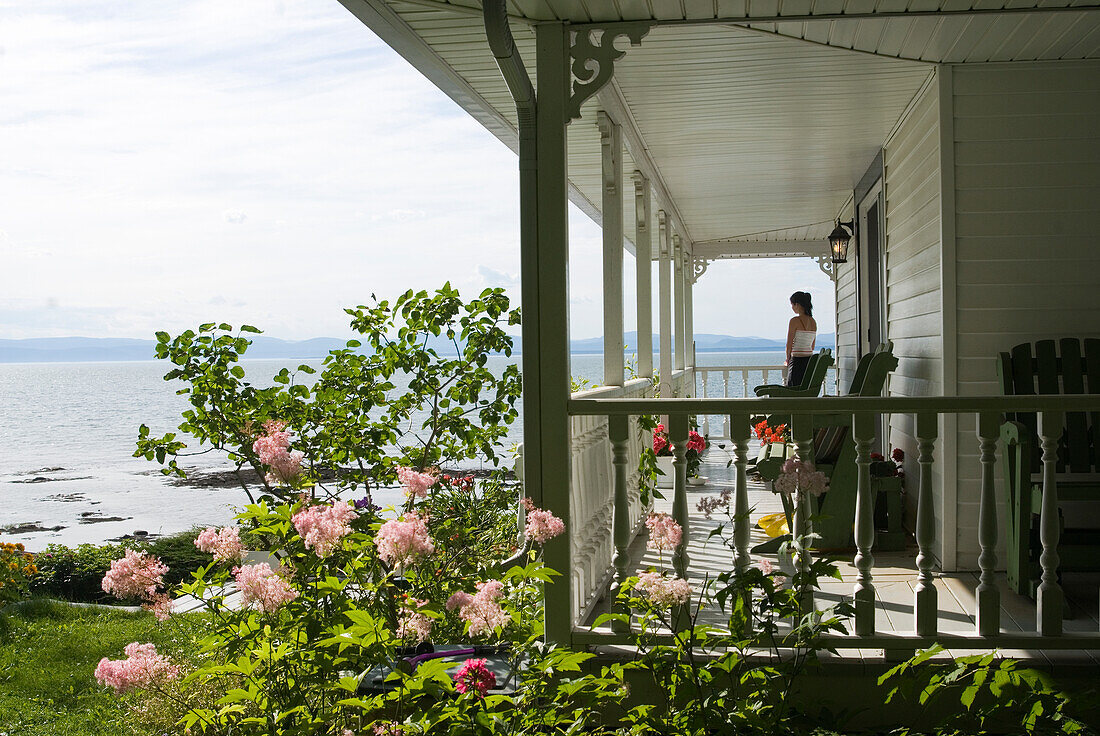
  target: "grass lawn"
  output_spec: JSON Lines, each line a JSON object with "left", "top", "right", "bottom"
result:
{"left": 0, "top": 599, "right": 191, "bottom": 736}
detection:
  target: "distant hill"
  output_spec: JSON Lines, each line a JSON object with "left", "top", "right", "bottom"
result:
{"left": 0, "top": 332, "right": 834, "bottom": 363}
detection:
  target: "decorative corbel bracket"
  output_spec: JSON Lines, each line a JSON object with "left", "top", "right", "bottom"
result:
{"left": 692, "top": 257, "right": 711, "bottom": 285}
{"left": 568, "top": 23, "right": 652, "bottom": 121}
{"left": 815, "top": 256, "right": 837, "bottom": 281}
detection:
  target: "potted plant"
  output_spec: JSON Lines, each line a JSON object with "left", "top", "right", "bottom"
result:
{"left": 652, "top": 423, "right": 675, "bottom": 489}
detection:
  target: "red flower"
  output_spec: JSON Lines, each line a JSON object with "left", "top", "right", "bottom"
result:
{"left": 454, "top": 658, "right": 496, "bottom": 697}
{"left": 870, "top": 452, "right": 885, "bottom": 462}
{"left": 892, "top": 448, "right": 905, "bottom": 463}
{"left": 686, "top": 430, "right": 706, "bottom": 454}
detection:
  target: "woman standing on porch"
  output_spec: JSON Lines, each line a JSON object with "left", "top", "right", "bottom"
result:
{"left": 785, "top": 291, "right": 817, "bottom": 387}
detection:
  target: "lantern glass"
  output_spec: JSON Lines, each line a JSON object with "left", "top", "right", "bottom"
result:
{"left": 828, "top": 223, "right": 851, "bottom": 264}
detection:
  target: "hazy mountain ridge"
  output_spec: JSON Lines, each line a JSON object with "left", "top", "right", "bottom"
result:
{"left": 0, "top": 332, "right": 834, "bottom": 363}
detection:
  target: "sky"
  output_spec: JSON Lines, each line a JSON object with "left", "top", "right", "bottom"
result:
{"left": 0, "top": 0, "right": 834, "bottom": 343}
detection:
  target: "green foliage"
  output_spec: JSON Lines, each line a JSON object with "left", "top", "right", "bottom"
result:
{"left": 880, "top": 645, "right": 1098, "bottom": 735}
{"left": 136, "top": 285, "right": 522, "bottom": 506}
{"left": 0, "top": 541, "right": 37, "bottom": 607}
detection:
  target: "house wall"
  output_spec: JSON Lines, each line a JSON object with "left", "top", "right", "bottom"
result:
{"left": 881, "top": 78, "right": 946, "bottom": 561}
{"left": 949, "top": 59, "right": 1100, "bottom": 567}
{"left": 835, "top": 249, "right": 859, "bottom": 389}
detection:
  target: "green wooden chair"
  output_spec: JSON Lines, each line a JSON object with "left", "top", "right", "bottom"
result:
{"left": 754, "top": 349, "right": 834, "bottom": 398}
{"left": 998, "top": 338, "right": 1100, "bottom": 596}
{"left": 754, "top": 343, "right": 899, "bottom": 551}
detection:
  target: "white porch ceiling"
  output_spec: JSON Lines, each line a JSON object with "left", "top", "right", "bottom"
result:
{"left": 341, "top": 0, "right": 1099, "bottom": 258}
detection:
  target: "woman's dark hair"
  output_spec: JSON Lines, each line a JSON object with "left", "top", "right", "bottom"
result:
{"left": 790, "top": 291, "right": 813, "bottom": 317}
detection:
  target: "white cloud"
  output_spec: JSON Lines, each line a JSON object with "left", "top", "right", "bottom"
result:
{"left": 223, "top": 209, "right": 247, "bottom": 224}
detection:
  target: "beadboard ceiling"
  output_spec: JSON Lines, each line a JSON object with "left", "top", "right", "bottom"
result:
{"left": 339, "top": 0, "right": 1099, "bottom": 255}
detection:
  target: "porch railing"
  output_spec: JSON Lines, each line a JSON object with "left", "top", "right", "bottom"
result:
{"left": 694, "top": 364, "right": 839, "bottom": 439}
{"left": 563, "top": 393, "right": 1100, "bottom": 651}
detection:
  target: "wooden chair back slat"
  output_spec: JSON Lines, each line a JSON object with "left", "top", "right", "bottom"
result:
{"left": 845, "top": 350, "right": 876, "bottom": 397}
{"left": 1086, "top": 338, "right": 1100, "bottom": 468}
{"left": 1059, "top": 338, "right": 1092, "bottom": 472}
{"left": 1007, "top": 342, "right": 1041, "bottom": 469}
{"left": 1035, "top": 340, "right": 1064, "bottom": 471}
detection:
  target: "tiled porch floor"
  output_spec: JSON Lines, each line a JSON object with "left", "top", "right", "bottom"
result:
{"left": 610, "top": 447, "right": 1100, "bottom": 669}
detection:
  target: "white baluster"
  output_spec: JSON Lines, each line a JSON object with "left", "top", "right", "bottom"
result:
{"left": 976, "top": 411, "right": 1001, "bottom": 636}
{"left": 792, "top": 413, "right": 814, "bottom": 617}
{"left": 670, "top": 412, "right": 690, "bottom": 578}
{"left": 609, "top": 415, "right": 630, "bottom": 633}
{"left": 853, "top": 411, "right": 876, "bottom": 635}
{"left": 701, "top": 370, "right": 710, "bottom": 437}
{"left": 731, "top": 412, "right": 751, "bottom": 572}
{"left": 1038, "top": 410, "right": 1064, "bottom": 636}
{"left": 914, "top": 412, "right": 938, "bottom": 636}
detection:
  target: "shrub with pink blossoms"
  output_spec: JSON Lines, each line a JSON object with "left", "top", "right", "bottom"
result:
{"left": 195, "top": 526, "right": 245, "bottom": 564}
{"left": 234, "top": 562, "right": 298, "bottom": 613}
{"left": 635, "top": 571, "right": 692, "bottom": 608}
{"left": 453, "top": 657, "right": 496, "bottom": 697}
{"left": 375, "top": 513, "right": 435, "bottom": 568}
{"left": 396, "top": 465, "right": 438, "bottom": 499}
{"left": 645, "top": 512, "right": 683, "bottom": 551}
{"left": 102, "top": 549, "right": 168, "bottom": 601}
{"left": 292, "top": 502, "right": 357, "bottom": 558}
{"left": 450, "top": 579, "right": 510, "bottom": 637}
{"left": 774, "top": 458, "right": 828, "bottom": 499}
{"left": 524, "top": 504, "right": 565, "bottom": 545}
{"left": 396, "top": 608, "right": 433, "bottom": 643}
{"left": 94, "top": 642, "right": 179, "bottom": 694}
{"left": 252, "top": 420, "right": 304, "bottom": 486}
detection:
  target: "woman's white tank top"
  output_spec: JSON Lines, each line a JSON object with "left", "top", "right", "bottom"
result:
{"left": 791, "top": 329, "right": 816, "bottom": 357}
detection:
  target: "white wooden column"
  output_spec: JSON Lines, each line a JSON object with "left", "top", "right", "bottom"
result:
{"left": 597, "top": 111, "right": 623, "bottom": 387}
{"left": 658, "top": 210, "right": 672, "bottom": 397}
{"left": 673, "top": 233, "right": 685, "bottom": 375}
{"left": 685, "top": 251, "right": 695, "bottom": 369}
{"left": 633, "top": 171, "right": 653, "bottom": 379}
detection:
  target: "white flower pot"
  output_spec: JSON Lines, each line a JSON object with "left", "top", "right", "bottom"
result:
{"left": 656, "top": 456, "right": 675, "bottom": 489}
{"left": 687, "top": 476, "right": 707, "bottom": 486}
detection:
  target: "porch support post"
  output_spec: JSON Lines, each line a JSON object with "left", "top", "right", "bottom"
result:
{"left": 633, "top": 172, "right": 653, "bottom": 379}
{"left": 853, "top": 411, "right": 877, "bottom": 635}
{"left": 598, "top": 111, "right": 624, "bottom": 387}
{"left": 685, "top": 252, "right": 695, "bottom": 368}
{"left": 533, "top": 21, "right": 572, "bottom": 645}
{"left": 672, "top": 234, "right": 685, "bottom": 376}
{"left": 976, "top": 411, "right": 1001, "bottom": 636}
{"left": 658, "top": 210, "right": 672, "bottom": 397}
{"left": 1037, "top": 411, "right": 1064, "bottom": 636}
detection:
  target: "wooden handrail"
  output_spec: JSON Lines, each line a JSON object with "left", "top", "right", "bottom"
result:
{"left": 569, "top": 394, "right": 1100, "bottom": 415}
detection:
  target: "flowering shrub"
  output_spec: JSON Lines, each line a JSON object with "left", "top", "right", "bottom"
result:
{"left": 292, "top": 501, "right": 357, "bottom": 557}
{"left": 523, "top": 498, "right": 565, "bottom": 545}
{"left": 685, "top": 429, "right": 706, "bottom": 478}
{"left": 753, "top": 418, "right": 790, "bottom": 444}
{"left": 651, "top": 422, "right": 672, "bottom": 456}
{"left": 94, "top": 642, "right": 180, "bottom": 694}
{"left": 645, "top": 511, "right": 683, "bottom": 552}
{"left": 101, "top": 548, "right": 172, "bottom": 620}
{"left": 194, "top": 526, "right": 245, "bottom": 564}
{"left": 0, "top": 541, "right": 37, "bottom": 606}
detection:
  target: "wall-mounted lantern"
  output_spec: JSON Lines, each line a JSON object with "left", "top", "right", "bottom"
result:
{"left": 828, "top": 219, "right": 854, "bottom": 264}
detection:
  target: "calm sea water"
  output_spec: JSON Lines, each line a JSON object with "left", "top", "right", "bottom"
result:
{"left": 0, "top": 352, "right": 783, "bottom": 550}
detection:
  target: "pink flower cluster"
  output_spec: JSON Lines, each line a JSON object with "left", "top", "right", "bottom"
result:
{"left": 396, "top": 466, "right": 438, "bottom": 499}
{"left": 448, "top": 580, "right": 510, "bottom": 637}
{"left": 635, "top": 571, "right": 692, "bottom": 608}
{"left": 234, "top": 563, "right": 298, "bottom": 612}
{"left": 686, "top": 430, "right": 706, "bottom": 454}
{"left": 524, "top": 503, "right": 565, "bottom": 545}
{"left": 372, "top": 723, "right": 404, "bottom": 736}
{"left": 252, "top": 420, "right": 304, "bottom": 485}
{"left": 645, "top": 512, "right": 683, "bottom": 551}
{"left": 94, "top": 642, "right": 179, "bottom": 694}
{"left": 375, "top": 513, "right": 435, "bottom": 568}
{"left": 754, "top": 559, "right": 777, "bottom": 575}
{"left": 453, "top": 657, "right": 496, "bottom": 697}
{"left": 652, "top": 423, "right": 671, "bottom": 456}
{"left": 396, "top": 608, "right": 433, "bottom": 643}
{"left": 292, "top": 502, "right": 356, "bottom": 557}
{"left": 102, "top": 550, "right": 169, "bottom": 619}
{"left": 696, "top": 489, "right": 732, "bottom": 519}
{"left": 194, "top": 526, "right": 245, "bottom": 564}
{"left": 774, "top": 458, "right": 829, "bottom": 499}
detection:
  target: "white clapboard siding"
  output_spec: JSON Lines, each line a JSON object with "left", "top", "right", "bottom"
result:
{"left": 951, "top": 59, "right": 1100, "bottom": 567}
{"left": 835, "top": 258, "right": 858, "bottom": 389}
{"left": 883, "top": 79, "right": 945, "bottom": 561}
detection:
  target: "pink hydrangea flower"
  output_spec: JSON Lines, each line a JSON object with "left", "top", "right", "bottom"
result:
{"left": 234, "top": 563, "right": 298, "bottom": 612}
{"left": 375, "top": 513, "right": 435, "bottom": 568}
{"left": 451, "top": 580, "right": 510, "bottom": 637}
{"left": 292, "top": 502, "right": 356, "bottom": 558}
{"left": 252, "top": 421, "right": 304, "bottom": 485}
{"left": 453, "top": 657, "right": 496, "bottom": 697}
{"left": 754, "top": 559, "right": 776, "bottom": 575}
{"left": 94, "top": 642, "right": 179, "bottom": 693}
{"left": 445, "top": 591, "right": 474, "bottom": 611}
{"left": 194, "top": 526, "right": 245, "bottom": 564}
{"left": 102, "top": 549, "right": 168, "bottom": 602}
{"left": 396, "top": 466, "right": 438, "bottom": 499}
{"left": 396, "top": 609, "right": 433, "bottom": 643}
{"left": 524, "top": 506, "right": 565, "bottom": 545}
{"left": 774, "top": 459, "right": 829, "bottom": 499}
{"left": 645, "top": 512, "right": 683, "bottom": 551}
{"left": 635, "top": 571, "right": 692, "bottom": 607}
